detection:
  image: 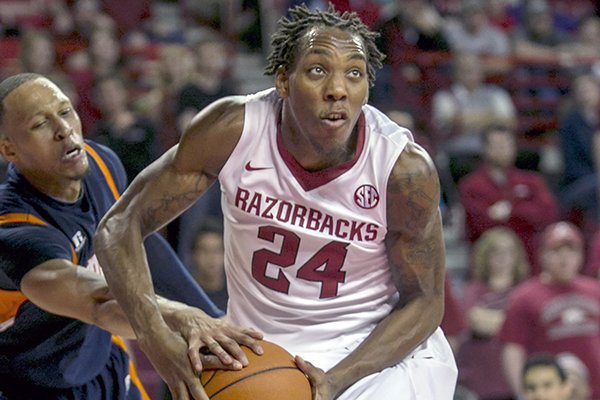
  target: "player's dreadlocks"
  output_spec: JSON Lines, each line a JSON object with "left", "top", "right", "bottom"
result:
{"left": 265, "top": 4, "right": 385, "bottom": 87}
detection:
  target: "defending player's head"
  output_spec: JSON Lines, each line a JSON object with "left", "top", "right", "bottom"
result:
{"left": 0, "top": 73, "right": 88, "bottom": 186}
{"left": 264, "top": 4, "right": 385, "bottom": 87}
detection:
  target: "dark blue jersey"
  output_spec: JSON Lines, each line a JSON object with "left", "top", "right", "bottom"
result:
{"left": 0, "top": 141, "right": 222, "bottom": 390}
{"left": 0, "top": 141, "right": 128, "bottom": 388}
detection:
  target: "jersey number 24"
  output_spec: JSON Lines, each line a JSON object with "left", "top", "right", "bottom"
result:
{"left": 252, "top": 225, "right": 349, "bottom": 298}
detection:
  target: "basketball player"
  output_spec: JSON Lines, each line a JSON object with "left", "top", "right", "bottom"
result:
{"left": 95, "top": 5, "right": 458, "bottom": 400}
{"left": 0, "top": 74, "right": 262, "bottom": 399}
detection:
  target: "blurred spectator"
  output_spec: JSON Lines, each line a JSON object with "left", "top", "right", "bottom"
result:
{"left": 485, "top": 0, "right": 518, "bottom": 32}
{"left": 372, "top": 0, "right": 449, "bottom": 111}
{"left": 88, "top": 23, "right": 123, "bottom": 78}
{"left": 443, "top": 0, "right": 511, "bottom": 56}
{"left": 101, "top": 0, "right": 150, "bottom": 36}
{"left": 511, "top": 0, "right": 572, "bottom": 105}
{"left": 441, "top": 276, "right": 466, "bottom": 356}
{"left": 557, "top": 73, "right": 600, "bottom": 231}
{"left": 522, "top": 353, "right": 573, "bottom": 400}
{"left": 556, "top": 352, "right": 592, "bottom": 400}
{"left": 18, "top": 29, "right": 69, "bottom": 83}
{"left": 149, "top": 43, "right": 197, "bottom": 150}
{"left": 176, "top": 34, "right": 235, "bottom": 133}
{"left": 71, "top": 0, "right": 104, "bottom": 40}
{"left": 164, "top": 34, "right": 235, "bottom": 253}
{"left": 457, "top": 227, "right": 529, "bottom": 400}
{"left": 376, "top": 0, "right": 450, "bottom": 61}
{"left": 585, "top": 229, "right": 600, "bottom": 278}
{"left": 431, "top": 52, "right": 516, "bottom": 183}
{"left": 458, "top": 125, "right": 559, "bottom": 271}
{"left": 512, "top": 0, "right": 571, "bottom": 61}
{"left": 173, "top": 182, "right": 223, "bottom": 266}
{"left": 499, "top": 221, "right": 600, "bottom": 399}
{"left": 91, "top": 74, "right": 159, "bottom": 181}
{"left": 567, "top": 16, "right": 600, "bottom": 59}
{"left": 188, "top": 217, "right": 227, "bottom": 312}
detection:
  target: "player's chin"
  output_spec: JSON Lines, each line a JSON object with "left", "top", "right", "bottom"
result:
{"left": 68, "top": 164, "right": 91, "bottom": 181}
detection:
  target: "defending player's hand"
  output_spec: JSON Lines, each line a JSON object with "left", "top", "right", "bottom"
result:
{"left": 163, "top": 305, "right": 264, "bottom": 373}
{"left": 295, "top": 356, "right": 332, "bottom": 400}
{"left": 137, "top": 325, "right": 210, "bottom": 400}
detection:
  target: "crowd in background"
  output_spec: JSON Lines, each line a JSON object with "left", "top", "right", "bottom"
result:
{"left": 1, "top": 0, "right": 600, "bottom": 399}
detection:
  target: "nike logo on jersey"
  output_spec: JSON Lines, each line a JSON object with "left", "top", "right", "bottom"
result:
{"left": 245, "top": 161, "right": 272, "bottom": 171}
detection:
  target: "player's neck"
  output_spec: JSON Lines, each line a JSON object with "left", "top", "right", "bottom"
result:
{"left": 25, "top": 173, "right": 82, "bottom": 203}
{"left": 280, "top": 126, "right": 357, "bottom": 171}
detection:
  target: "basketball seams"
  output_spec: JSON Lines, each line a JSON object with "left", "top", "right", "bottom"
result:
{"left": 201, "top": 369, "right": 218, "bottom": 387}
{"left": 209, "top": 366, "right": 304, "bottom": 399}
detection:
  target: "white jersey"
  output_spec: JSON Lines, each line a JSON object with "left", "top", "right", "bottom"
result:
{"left": 219, "top": 89, "right": 411, "bottom": 356}
{"left": 219, "top": 89, "right": 457, "bottom": 398}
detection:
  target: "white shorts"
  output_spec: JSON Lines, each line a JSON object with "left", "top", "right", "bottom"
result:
{"left": 299, "top": 328, "right": 457, "bottom": 400}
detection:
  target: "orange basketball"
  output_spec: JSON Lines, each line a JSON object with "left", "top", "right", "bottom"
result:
{"left": 200, "top": 339, "right": 312, "bottom": 400}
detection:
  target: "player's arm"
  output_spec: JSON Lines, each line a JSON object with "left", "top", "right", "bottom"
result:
{"left": 94, "top": 96, "right": 263, "bottom": 400}
{"left": 21, "top": 258, "right": 135, "bottom": 337}
{"left": 20, "top": 259, "right": 205, "bottom": 338}
{"left": 299, "top": 141, "right": 446, "bottom": 399}
{"left": 20, "top": 257, "right": 250, "bottom": 371}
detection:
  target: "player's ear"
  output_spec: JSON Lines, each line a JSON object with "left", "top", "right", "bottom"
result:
{"left": 0, "top": 136, "right": 17, "bottom": 162}
{"left": 275, "top": 66, "right": 289, "bottom": 98}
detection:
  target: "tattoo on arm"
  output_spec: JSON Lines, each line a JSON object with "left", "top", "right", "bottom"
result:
{"left": 141, "top": 173, "right": 212, "bottom": 233}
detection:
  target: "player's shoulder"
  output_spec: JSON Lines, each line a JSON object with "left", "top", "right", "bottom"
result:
{"left": 389, "top": 141, "right": 438, "bottom": 187}
{"left": 183, "top": 89, "right": 277, "bottom": 148}
{"left": 362, "top": 104, "right": 413, "bottom": 146}
{"left": 0, "top": 181, "right": 31, "bottom": 216}
{"left": 0, "top": 167, "right": 39, "bottom": 217}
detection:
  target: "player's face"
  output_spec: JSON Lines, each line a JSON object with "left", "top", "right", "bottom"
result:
{"left": 524, "top": 366, "right": 571, "bottom": 400}
{"left": 276, "top": 27, "right": 369, "bottom": 165}
{"left": 0, "top": 78, "right": 88, "bottom": 197}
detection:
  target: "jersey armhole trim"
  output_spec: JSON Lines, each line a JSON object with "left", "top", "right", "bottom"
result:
{"left": 84, "top": 143, "right": 120, "bottom": 201}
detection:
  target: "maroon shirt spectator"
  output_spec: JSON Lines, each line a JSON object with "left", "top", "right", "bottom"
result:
{"left": 457, "top": 227, "right": 529, "bottom": 400}
{"left": 458, "top": 125, "right": 559, "bottom": 273}
{"left": 499, "top": 222, "right": 600, "bottom": 399}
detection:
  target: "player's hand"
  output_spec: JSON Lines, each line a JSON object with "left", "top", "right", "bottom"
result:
{"left": 163, "top": 306, "right": 264, "bottom": 373}
{"left": 137, "top": 325, "right": 210, "bottom": 400}
{"left": 295, "top": 356, "right": 332, "bottom": 400}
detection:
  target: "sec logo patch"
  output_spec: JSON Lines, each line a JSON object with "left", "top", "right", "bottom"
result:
{"left": 354, "top": 184, "right": 379, "bottom": 209}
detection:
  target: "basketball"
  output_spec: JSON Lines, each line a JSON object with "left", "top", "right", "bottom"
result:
{"left": 200, "top": 339, "right": 312, "bottom": 400}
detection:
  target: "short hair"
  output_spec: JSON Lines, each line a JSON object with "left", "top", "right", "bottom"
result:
{"left": 265, "top": 3, "right": 384, "bottom": 87}
{"left": 523, "top": 353, "right": 568, "bottom": 383}
{"left": 0, "top": 73, "right": 44, "bottom": 129}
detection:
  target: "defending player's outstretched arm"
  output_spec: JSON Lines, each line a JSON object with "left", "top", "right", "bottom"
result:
{"left": 20, "top": 256, "right": 224, "bottom": 343}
